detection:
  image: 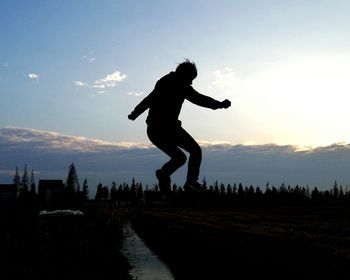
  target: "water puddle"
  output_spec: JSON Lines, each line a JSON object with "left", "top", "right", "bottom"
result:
{"left": 121, "top": 222, "right": 175, "bottom": 280}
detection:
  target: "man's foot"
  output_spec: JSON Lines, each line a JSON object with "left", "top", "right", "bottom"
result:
{"left": 183, "top": 181, "right": 202, "bottom": 192}
{"left": 156, "top": 169, "right": 171, "bottom": 193}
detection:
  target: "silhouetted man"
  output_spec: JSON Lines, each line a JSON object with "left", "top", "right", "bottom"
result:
{"left": 128, "top": 60, "right": 231, "bottom": 192}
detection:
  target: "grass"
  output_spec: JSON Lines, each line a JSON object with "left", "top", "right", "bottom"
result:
{"left": 3, "top": 198, "right": 350, "bottom": 279}
{"left": 0, "top": 205, "right": 132, "bottom": 280}
{"left": 131, "top": 204, "right": 350, "bottom": 279}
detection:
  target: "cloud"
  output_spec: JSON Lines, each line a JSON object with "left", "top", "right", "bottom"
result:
{"left": 74, "top": 80, "right": 88, "bottom": 87}
{"left": 3, "top": 62, "right": 8, "bottom": 68}
{"left": 210, "top": 67, "right": 238, "bottom": 89}
{"left": 127, "top": 91, "right": 145, "bottom": 97}
{"left": 74, "top": 71, "right": 127, "bottom": 94}
{"left": 92, "top": 71, "right": 127, "bottom": 89}
{"left": 0, "top": 127, "right": 150, "bottom": 152}
{"left": 83, "top": 55, "right": 96, "bottom": 63}
{"left": 1, "top": 127, "right": 350, "bottom": 192}
{"left": 28, "top": 73, "right": 39, "bottom": 80}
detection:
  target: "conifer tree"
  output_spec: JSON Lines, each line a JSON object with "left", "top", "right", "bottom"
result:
{"left": 238, "top": 183, "right": 244, "bottom": 196}
{"left": 110, "top": 181, "right": 117, "bottom": 203}
{"left": 226, "top": 184, "right": 232, "bottom": 195}
{"left": 202, "top": 176, "right": 207, "bottom": 190}
{"left": 82, "top": 179, "right": 89, "bottom": 201}
{"left": 66, "top": 163, "right": 80, "bottom": 191}
{"left": 95, "top": 183, "right": 103, "bottom": 201}
{"left": 102, "top": 186, "right": 109, "bottom": 200}
{"left": 13, "top": 166, "right": 20, "bottom": 187}
{"left": 30, "top": 170, "right": 36, "bottom": 193}
{"left": 21, "top": 164, "right": 29, "bottom": 192}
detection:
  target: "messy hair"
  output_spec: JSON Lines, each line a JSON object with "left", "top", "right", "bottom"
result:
{"left": 175, "top": 59, "right": 197, "bottom": 79}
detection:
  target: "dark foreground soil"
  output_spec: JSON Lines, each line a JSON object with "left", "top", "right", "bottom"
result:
{"left": 3, "top": 203, "right": 350, "bottom": 280}
{"left": 131, "top": 204, "right": 350, "bottom": 279}
{"left": 0, "top": 206, "right": 132, "bottom": 280}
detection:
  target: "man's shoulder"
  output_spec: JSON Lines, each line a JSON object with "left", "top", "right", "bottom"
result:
{"left": 156, "top": 71, "right": 175, "bottom": 84}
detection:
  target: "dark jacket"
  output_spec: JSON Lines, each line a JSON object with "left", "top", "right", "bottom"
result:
{"left": 130, "top": 72, "right": 222, "bottom": 127}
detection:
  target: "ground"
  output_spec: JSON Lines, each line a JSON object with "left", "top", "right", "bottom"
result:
{"left": 0, "top": 205, "right": 132, "bottom": 280}
{"left": 131, "top": 204, "right": 350, "bottom": 279}
{"left": 2, "top": 202, "right": 350, "bottom": 279}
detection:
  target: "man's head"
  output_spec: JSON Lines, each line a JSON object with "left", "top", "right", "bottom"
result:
{"left": 175, "top": 59, "right": 197, "bottom": 85}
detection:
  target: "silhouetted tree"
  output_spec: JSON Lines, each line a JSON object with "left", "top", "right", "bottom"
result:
{"left": 137, "top": 182, "right": 144, "bottom": 199}
{"left": 213, "top": 181, "right": 219, "bottom": 193}
{"left": 30, "top": 170, "right": 36, "bottom": 194}
{"left": 95, "top": 183, "right": 103, "bottom": 201}
{"left": 339, "top": 185, "right": 344, "bottom": 199}
{"left": 311, "top": 187, "right": 320, "bottom": 200}
{"left": 238, "top": 183, "right": 244, "bottom": 197}
{"left": 110, "top": 182, "right": 118, "bottom": 206}
{"left": 220, "top": 183, "right": 226, "bottom": 195}
{"left": 247, "top": 185, "right": 255, "bottom": 198}
{"left": 13, "top": 166, "right": 20, "bottom": 189}
{"left": 332, "top": 180, "right": 339, "bottom": 198}
{"left": 202, "top": 177, "right": 208, "bottom": 191}
{"left": 66, "top": 163, "right": 80, "bottom": 192}
{"left": 21, "top": 164, "right": 29, "bottom": 192}
{"left": 63, "top": 163, "right": 79, "bottom": 207}
{"left": 82, "top": 178, "right": 89, "bottom": 201}
{"left": 232, "top": 183, "right": 237, "bottom": 195}
{"left": 256, "top": 186, "right": 263, "bottom": 197}
{"left": 226, "top": 184, "right": 232, "bottom": 195}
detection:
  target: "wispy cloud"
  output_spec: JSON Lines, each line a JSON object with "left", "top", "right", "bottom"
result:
{"left": 3, "top": 62, "right": 8, "bottom": 68}
{"left": 0, "top": 127, "right": 151, "bottom": 152}
{"left": 209, "top": 67, "right": 238, "bottom": 89}
{"left": 92, "top": 71, "right": 127, "bottom": 89}
{"left": 127, "top": 91, "right": 145, "bottom": 97}
{"left": 83, "top": 55, "right": 96, "bottom": 63}
{"left": 74, "top": 80, "right": 88, "bottom": 87}
{"left": 74, "top": 70, "right": 127, "bottom": 94}
{"left": 28, "top": 73, "right": 39, "bottom": 80}
{"left": 1, "top": 127, "right": 350, "bottom": 190}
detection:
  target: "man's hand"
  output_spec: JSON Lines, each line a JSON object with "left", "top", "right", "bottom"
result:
{"left": 128, "top": 112, "right": 137, "bottom": 121}
{"left": 220, "top": 99, "right": 231, "bottom": 109}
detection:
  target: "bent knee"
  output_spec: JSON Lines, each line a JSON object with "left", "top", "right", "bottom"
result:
{"left": 191, "top": 144, "right": 202, "bottom": 157}
{"left": 176, "top": 152, "right": 187, "bottom": 165}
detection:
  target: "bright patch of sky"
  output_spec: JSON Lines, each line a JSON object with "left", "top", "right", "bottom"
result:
{"left": 1, "top": 0, "right": 350, "bottom": 147}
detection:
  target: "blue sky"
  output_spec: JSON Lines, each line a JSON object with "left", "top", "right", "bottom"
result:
{"left": 1, "top": 0, "right": 350, "bottom": 147}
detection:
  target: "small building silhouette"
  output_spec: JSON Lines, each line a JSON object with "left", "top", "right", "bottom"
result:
{"left": 0, "top": 184, "right": 17, "bottom": 209}
{"left": 38, "top": 180, "right": 64, "bottom": 209}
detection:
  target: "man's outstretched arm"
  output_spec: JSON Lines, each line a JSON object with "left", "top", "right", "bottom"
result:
{"left": 128, "top": 91, "right": 154, "bottom": 120}
{"left": 186, "top": 88, "right": 231, "bottom": 110}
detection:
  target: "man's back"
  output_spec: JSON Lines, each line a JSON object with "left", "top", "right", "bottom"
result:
{"left": 146, "top": 72, "right": 189, "bottom": 127}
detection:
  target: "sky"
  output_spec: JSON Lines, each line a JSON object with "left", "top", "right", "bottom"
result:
{"left": 1, "top": 0, "right": 350, "bottom": 147}
{"left": 1, "top": 1, "right": 350, "bottom": 188}
{"left": 2, "top": 127, "right": 350, "bottom": 195}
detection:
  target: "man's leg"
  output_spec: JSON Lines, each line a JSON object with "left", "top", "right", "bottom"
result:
{"left": 176, "top": 127, "right": 202, "bottom": 184}
{"left": 147, "top": 125, "right": 187, "bottom": 177}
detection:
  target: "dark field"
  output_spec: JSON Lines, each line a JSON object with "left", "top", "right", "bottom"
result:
{"left": 0, "top": 206, "right": 131, "bottom": 280}
{"left": 131, "top": 205, "right": 350, "bottom": 279}
{"left": 2, "top": 202, "right": 350, "bottom": 280}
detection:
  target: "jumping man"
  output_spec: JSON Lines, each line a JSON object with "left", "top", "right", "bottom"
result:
{"left": 128, "top": 59, "right": 231, "bottom": 193}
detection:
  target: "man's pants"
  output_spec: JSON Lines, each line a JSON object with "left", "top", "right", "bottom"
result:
{"left": 147, "top": 124, "right": 202, "bottom": 183}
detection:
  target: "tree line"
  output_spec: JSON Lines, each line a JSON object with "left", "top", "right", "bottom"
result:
{"left": 11, "top": 164, "right": 350, "bottom": 208}
{"left": 94, "top": 178, "right": 350, "bottom": 207}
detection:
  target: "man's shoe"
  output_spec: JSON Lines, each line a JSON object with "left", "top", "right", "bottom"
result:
{"left": 156, "top": 169, "right": 171, "bottom": 193}
{"left": 183, "top": 181, "right": 202, "bottom": 192}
